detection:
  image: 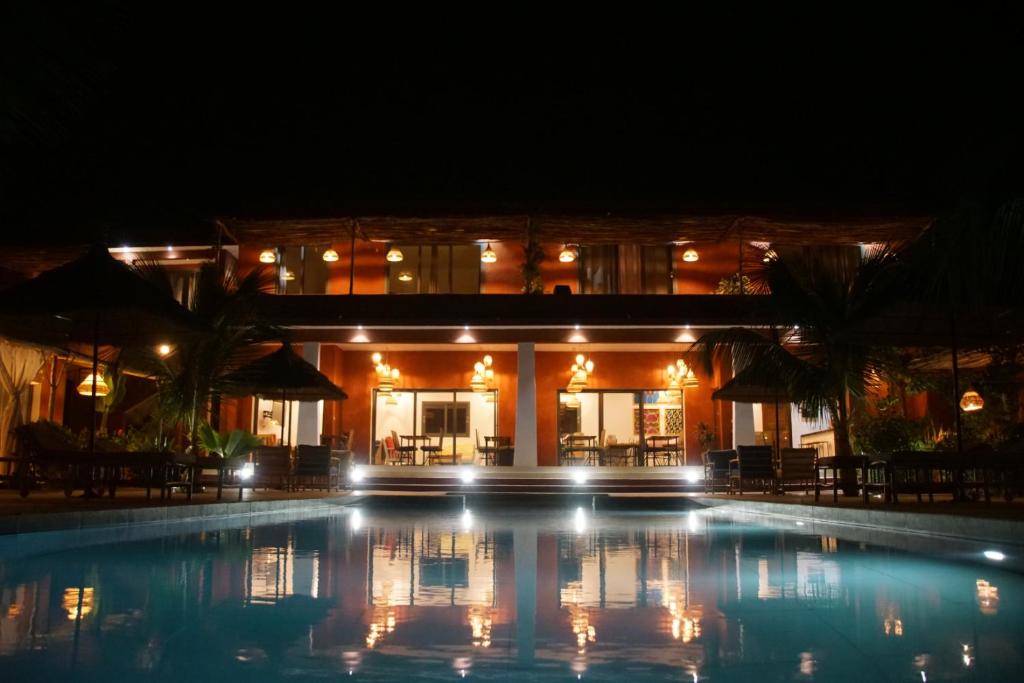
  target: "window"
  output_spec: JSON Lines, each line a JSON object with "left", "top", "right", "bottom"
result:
{"left": 388, "top": 245, "right": 481, "bottom": 294}
{"left": 275, "top": 246, "right": 330, "bottom": 294}
{"left": 578, "top": 245, "right": 618, "bottom": 293}
{"left": 421, "top": 401, "right": 470, "bottom": 436}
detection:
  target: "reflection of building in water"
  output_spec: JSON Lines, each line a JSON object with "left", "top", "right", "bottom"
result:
{"left": 976, "top": 579, "right": 999, "bottom": 616}
{"left": 62, "top": 586, "right": 94, "bottom": 621}
{"left": 368, "top": 527, "right": 495, "bottom": 607}
{"left": 246, "top": 538, "right": 321, "bottom": 604}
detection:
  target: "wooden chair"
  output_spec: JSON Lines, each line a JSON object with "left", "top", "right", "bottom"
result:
{"left": 421, "top": 434, "right": 446, "bottom": 465}
{"left": 391, "top": 430, "right": 418, "bottom": 465}
{"left": 562, "top": 434, "right": 598, "bottom": 466}
{"left": 251, "top": 445, "right": 292, "bottom": 490}
{"left": 382, "top": 436, "right": 407, "bottom": 466}
{"left": 729, "top": 445, "right": 775, "bottom": 494}
{"left": 292, "top": 445, "right": 338, "bottom": 491}
{"left": 702, "top": 449, "right": 735, "bottom": 493}
{"left": 776, "top": 447, "right": 817, "bottom": 494}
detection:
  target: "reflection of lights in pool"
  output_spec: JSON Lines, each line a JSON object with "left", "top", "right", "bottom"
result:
{"left": 962, "top": 643, "right": 974, "bottom": 667}
{"left": 687, "top": 511, "right": 699, "bottom": 533}
{"left": 574, "top": 507, "right": 587, "bottom": 534}
{"left": 795, "top": 521, "right": 805, "bottom": 526}
{"left": 350, "top": 510, "right": 363, "bottom": 531}
{"left": 983, "top": 550, "right": 1005, "bottom": 561}
{"left": 461, "top": 509, "right": 473, "bottom": 531}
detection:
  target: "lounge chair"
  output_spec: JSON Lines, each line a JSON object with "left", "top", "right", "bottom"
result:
{"left": 729, "top": 445, "right": 775, "bottom": 494}
{"left": 292, "top": 445, "right": 338, "bottom": 491}
{"left": 251, "top": 445, "right": 292, "bottom": 490}
{"left": 776, "top": 447, "right": 817, "bottom": 494}
{"left": 702, "top": 449, "right": 735, "bottom": 493}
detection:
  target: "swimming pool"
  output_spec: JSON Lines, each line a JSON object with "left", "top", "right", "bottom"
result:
{"left": 0, "top": 504, "right": 1019, "bottom": 681}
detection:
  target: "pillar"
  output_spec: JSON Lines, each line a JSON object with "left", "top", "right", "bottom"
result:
{"left": 296, "top": 342, "right": 323, "bottom": 446}
{"left": 513, "top": 342, "right": 537, "bottom": 467}
{"left": 733, "top": 402, "right": 755, "bottom": 448}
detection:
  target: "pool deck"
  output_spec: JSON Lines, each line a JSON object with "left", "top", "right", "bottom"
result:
{"left": 3, "top": 486, "right": 1024, "bottom": 545}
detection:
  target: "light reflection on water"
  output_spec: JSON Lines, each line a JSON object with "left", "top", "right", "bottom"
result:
{"left": 0, "top": 508, "right": 1020, "bottom": 681}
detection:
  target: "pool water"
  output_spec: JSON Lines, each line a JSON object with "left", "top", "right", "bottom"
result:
{"left": 0, "top": 506, "right": 1020, "bottom": 682}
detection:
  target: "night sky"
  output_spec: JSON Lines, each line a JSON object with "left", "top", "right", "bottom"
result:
{"left": 1, "top": 4, "right": 1021, "bottom": 244}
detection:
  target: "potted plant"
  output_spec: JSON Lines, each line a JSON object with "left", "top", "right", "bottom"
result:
{"left": 198, "top": 423, "right": 263, "bottom": 468}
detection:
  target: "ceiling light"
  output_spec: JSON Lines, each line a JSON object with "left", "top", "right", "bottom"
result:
{"left": 323, "top": 248, "right": 340, "bottom": 262}
{"left": 259, "top": 249, "right": 277, "bottom": 264}
{"left": 960, "top": 389, "right": 984, "bottom": 412}
{"left": 397, "top": 271, "right": 413, "bottom": 282}
{"left": 676, "top": 331, "right": 696, "bottom": 343}
{"left": 456, "top": 326, "right": 476, "bottom": 344}
{"left": 386, "top": 245, "right": 404, "bottom": 262}
{"left": 350, "top": 326, "right": 370, "bottom": 343}
{"left": 559, "top": 245, "right": 577, "bottom": 263}
{"left": 157, "top": 344, "right": 172, "bottom": 357}
{"left": 76, "top": 373, "right": 110, "bottom": 397}
{"left": 371, "top": 352, "right": 382, "bottom": 364}
{"left": 481, "top": 243, "right": 497, "bottom": 263}
{"left": 281, "top": 269, "right": 295, "bottom": 282}
{"left": 682, "top": 248, "right": 699, "bottom": 263}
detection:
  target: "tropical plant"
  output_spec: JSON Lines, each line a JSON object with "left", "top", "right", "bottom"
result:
{"left": 693, "top": 246, "right": 899, "bottom": 492}
{"left": 715, "top": 273, "right": 752, "bottom": 295}
{"left": 696, "top": 421, "right": 718, "bottom": 452}
{"left": 198, "top": 423, "right": 263, "bottom": 460}
{"left": 521, "top": 224, "right": 545, "bottom": 294}
{"left": 136, "top": 261, "right": 279, "bottom": 453}
{"left": 97, "top": 361, "right": 128, "bottom": 435}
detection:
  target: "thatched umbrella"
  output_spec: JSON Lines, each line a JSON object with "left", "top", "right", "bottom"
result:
{"left": 0, "top": 244, "right": 200, "bottom": 450}
{"left": 713, "top": 365, "right": 791, "bottom": 457}
{"left": 217, "top": 342, "right": 347, "bottom": 445}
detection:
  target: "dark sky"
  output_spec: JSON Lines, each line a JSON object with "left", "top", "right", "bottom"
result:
{"left": 1, "top": 4, "right": 1021, "bottom": 244}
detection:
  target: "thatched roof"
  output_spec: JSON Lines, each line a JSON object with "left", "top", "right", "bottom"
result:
{"left": 222, "top": 212, "right": 931, "bottom": 247}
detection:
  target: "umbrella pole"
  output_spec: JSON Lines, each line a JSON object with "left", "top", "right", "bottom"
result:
{"left": 950, "top": 315, "right": 963, "bottom": 454}
{"left": 89, "top": 313, "right": 99, "bottom": 453}
{"left": 280, "top": 391, "right": 286, "bottom": 446}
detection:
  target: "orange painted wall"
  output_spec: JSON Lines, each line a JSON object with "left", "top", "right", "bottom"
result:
{"left": 672, "top": 242, "right": 759, "bottom": 294}
{"left": 480, "top": 241, "right": 524, "bottom": 293}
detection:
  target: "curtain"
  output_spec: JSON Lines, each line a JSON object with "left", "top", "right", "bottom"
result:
{"left": 0, "top": 338, "right": 50, "bottom": 461}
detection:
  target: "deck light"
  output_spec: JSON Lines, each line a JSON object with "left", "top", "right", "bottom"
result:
{"left": 682, "top": 247, "right": 699, "bottom": 263}
{"left": 960, "top": 389, "right": 984, "bottom": 412}
{"left": 349, "top": 466, "right": 365, "bottom": 483}
{"left": 239, "top": 462, "right": 255, "bottom": 480}
{"left": 559, "top": 245, "right": 577, "bottom": 263}
{"left": 460, "top": 469, "right": 476, "bottom": 484}
{"left": 76, "top": 373, "right": 110, "bottom": 397}
{"left": 157, "top": 343, "right": 172, "bottom": 357}
{"left": 572, "top": 471, "right": 588, "bottom": 485}
{"left": 481, "top": 243, "right": 497, "bottom": 263}
{"left": 983, "top": 550, "right": 1005, "bottom": 561}
{"left": 386, "top": 245, "right": 404, "bottom": 262}
{"left": 323, "top": 248, "right": 340, "bottom": 262}
{"left": 259, "top": 249, "right": 277, "bottom": 264}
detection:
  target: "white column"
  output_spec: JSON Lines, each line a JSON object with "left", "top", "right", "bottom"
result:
{"left": 733, "top": 402, "right": 755, "bottom": 448}
{"left": 296, "top": 342, "right": 323, "bottom": 446}
{"left": 513, "top": 342, "right": 538, "bottom": 467}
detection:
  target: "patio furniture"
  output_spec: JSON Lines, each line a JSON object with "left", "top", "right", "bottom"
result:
{"left": 480, "top": 435, "right": 511, "bottom": 466}
{"left": 561, "top": 435, "right": 599, "bottom": 466}
{"left": 401, "top": 434, "right": 438, "bottom": 465}
{"left": 702, "top": 449, "right": 735, "bottom": 493}
{"left": 251, "top": 445, "right": 292, "bottom": 490}
{"left": 382, "top": 435, "right": 410, "bottom": 466}
{"left": 729, "top": 445, "right": 775, "bottom": 494}
{"left": 391, "top": 430, "right": 418, "bottom": 464}
{"left": 292, "top": 445, "right": 338, "bottom": 490}
{"left": 192, "top": 455, "right": 248, "bottom": 501}
{"left": 603, "top": 442, "right": 638, "bottom": 466}
{"left": 776, "top": 447, "right": 818, "bottom": 494}
{"left": 883, "top": 451, "right": 966, "bottom": 503}
{"left": 644, "top": 435, "right": 681, "bottom": 466}
{"left": 814, "top": 455, "right": 879, "bottom": 504}
{"left": 420, "top": 435, "right": 447, "bottom": 465}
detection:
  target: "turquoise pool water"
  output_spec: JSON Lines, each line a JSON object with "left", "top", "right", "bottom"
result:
{"left": 0, "top": 506, "right": 1019, "bottom": 681}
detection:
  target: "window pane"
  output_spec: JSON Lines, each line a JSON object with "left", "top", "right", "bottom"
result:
{"left": 642, "top": 246, "right": 672, "bottom": 294}
{"left": 387, "top": 244, "right": 480, "bottom": 294}
{"left": 423, "top": 404, "right": 446, "bottom": 434}
{"left": 579, "top": 246, "right": 618, "bottom": 293}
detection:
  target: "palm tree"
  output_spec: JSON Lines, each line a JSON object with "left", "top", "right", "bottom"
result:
{"left": 693, "top": 246, "right": 898, "bottom": 492}
{"left": 139, "top": 261, "right": 279, "bottom": 453}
